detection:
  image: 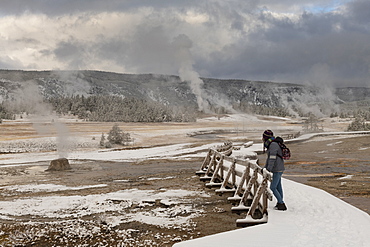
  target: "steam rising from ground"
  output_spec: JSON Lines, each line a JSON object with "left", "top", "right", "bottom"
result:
{"left": 5, "top": 81, "right": 71, "bottom": 158}
{"left": 279, "top": 86, "right": 340, "bottom": 118}
{"left": 172, "top": 34, "right": 208, "bottom": 112}
{"left": 53, "top": 120, "right": 71, "bottom": 158}
{"left": 5, "top": 81, "right": 52, "bottom": 116}
{"left": 172, "top": 34, "right": 235, "bottom": 114}
{"left": 51, "top": 71, "right": 91, "bottom": 96}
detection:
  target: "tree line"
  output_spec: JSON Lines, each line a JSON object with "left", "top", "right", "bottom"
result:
{"left": 46, "top": 95, "right": 197, "bottom": 122}
{"left": 1, "top": 93, "right": 370, "bottom": 128}
{"left": 0, "top": 95, "right": 197, "bottom": 123}
{"left": 346, "top": 110, "right": 370, "bottom": 131}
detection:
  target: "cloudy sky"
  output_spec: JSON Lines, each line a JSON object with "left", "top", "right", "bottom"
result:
{"left": 0, "top": 0, "right": 369, "bottom": 87}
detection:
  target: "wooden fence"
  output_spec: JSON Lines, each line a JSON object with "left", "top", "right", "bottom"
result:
{"left": 196, "top": 143, "right": 273, "bottom": 227}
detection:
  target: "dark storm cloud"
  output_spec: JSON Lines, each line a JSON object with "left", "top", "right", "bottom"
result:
{"left": 95, "top": 26, "right": 178, "bottom": 75}
{"left": 96, "top": 39, "right": 130, "bottom": 65}
{"left": 198, "top": 1, "right": 370, "bottom": 86}
{"left": 53, "top": 40, "right": 88, "bottom": 69}
{"left": 346, "top": 0, "right": 370, "bottom": 23}
{"left": 0, "top": 56, "right": 23, "bottom": 69}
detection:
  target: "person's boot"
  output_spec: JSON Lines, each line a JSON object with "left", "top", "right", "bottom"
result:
{"left": 274, "top": 203, "right": 287, "bottom": 210}
{"left": 277, "top": 203, "right": 287, "bottom": 211}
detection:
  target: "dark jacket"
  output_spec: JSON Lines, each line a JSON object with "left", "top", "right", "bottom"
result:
{"left": 265, "top": 141, "right": 285, "bottom": 172}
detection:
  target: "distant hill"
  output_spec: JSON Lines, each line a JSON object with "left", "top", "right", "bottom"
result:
{"left": 0, "top": 70, "right": 369, "bottom": 116}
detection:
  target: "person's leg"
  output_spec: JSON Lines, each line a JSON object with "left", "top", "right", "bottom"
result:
{"left": 276, "top": 175, "right": 284, "bottom": 203}
{"left": 270, "top": 172, "right": 283, "bottom": 204}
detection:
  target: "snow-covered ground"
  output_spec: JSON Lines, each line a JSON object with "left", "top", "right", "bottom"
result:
{"left": 0, "top": 185, "right": 209, "bottom": 228}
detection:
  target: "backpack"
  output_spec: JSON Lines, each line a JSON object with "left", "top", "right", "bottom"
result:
{"left": 274, "top": 137, "right": 291, "bottom": 160}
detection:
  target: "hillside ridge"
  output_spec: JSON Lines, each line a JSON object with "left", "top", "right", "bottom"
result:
{"left": 0, "top": 70, "right": 369, "bottom": 114}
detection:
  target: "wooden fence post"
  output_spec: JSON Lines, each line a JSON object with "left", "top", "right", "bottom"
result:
{"left": 228, "top": 164, "right": 250, "bottom": 204}
{"left": 215, "top": 158, "right": 236, "bottom": 194}
{"left": 196, "top": 149, "right": 212, "bottom": 176}
{"left": 206, "top": 155, "right": 224, "bottom": 187}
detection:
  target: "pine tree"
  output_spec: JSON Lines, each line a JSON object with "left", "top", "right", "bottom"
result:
{"left": 107, "top": 124, "right": 131, "bottom": 145}
{"left": 108, "top": 124, "right": 124, "bottom": 144}
{"left": 347, "top": 117, "right": 370, "bottom": 131}
{"left": 99, "top": 133, "right": 106, "bottom": 147}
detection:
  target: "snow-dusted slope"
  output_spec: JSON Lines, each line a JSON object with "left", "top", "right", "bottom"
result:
{"left": 1, "top": 70, "right": 369, "bottom": 110}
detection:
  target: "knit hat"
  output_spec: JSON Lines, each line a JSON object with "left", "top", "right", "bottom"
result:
{"left": 262, "top": 129, "right": 274, "bottom": 141}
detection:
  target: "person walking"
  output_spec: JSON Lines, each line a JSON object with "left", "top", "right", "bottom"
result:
{"left": 262, "top": 129, "right": 287, "bottom": 211}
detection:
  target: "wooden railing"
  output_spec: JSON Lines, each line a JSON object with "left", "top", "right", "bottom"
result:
{"left": 196, "top": 143, "right": 273, "bottom": 227}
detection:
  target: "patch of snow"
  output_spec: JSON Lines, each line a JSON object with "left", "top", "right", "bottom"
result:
{"left": 327, "top": 141, "right": 343, "bottom": 146}
{"left": 113, "top": 179, "right": 130, "bottom": 183}
{"left": 338, "top": 175, "right": 354, "bottom": 180}
{"left": 126, "top": 204, "right": 200, "bottom": 228}
{"left": 0, "top": 183, "right": 107, "bottom": 193}
{"left": 147, "top": 176, "right": 175, "bottom": 181}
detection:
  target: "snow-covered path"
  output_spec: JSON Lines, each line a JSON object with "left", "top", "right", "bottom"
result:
{"left": 174, "top": 179, "right": 370, "bottom": 247}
